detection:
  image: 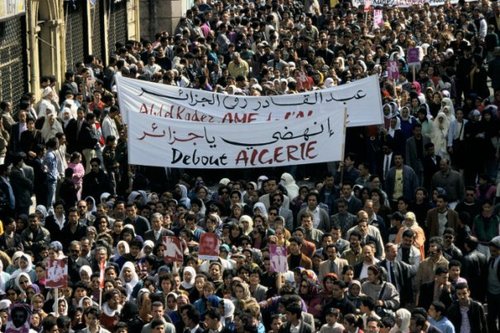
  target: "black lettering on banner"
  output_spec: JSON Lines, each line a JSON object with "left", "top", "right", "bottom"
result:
{"left": 171, "top": 148, "right": 228, "bottom": 166}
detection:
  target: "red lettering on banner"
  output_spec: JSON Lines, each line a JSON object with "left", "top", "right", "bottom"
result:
{"left": 234, "top": 141, "right": 318, "bottom": 166}
{"left": 222, "top": 112, "right": 258, "bottom": 123}
{"left": 284, "top": 111, "right": 314, "bottom": 120}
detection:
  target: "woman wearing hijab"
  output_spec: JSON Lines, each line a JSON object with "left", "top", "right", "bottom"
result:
{"left": 79, "top": 265, "right": 92, "bottom": 285}
{"left": 391, "top": 308, "right": 411, "bottom": 333}
{"left": 440, "top": 97, "right": 456, "bottom": 122}
{"left": 432, "top": 111, "right": 451, "bottom": 159}
{"left": 239, "top": 215, "right": 253, "bottom": 236}
{"left": 252, "top": 202, "right": 268, "bottom": 221}
{"left": 35, "top": 205, "right": 48, "bottom": 226}
{"left": 384, "top": 115, "right": 405, "bottom": 155}
{"left": 399, "top": 106, "right": 418, "bottom": 140}
{"left": 52, "top": 297, "right": 68, "bottom": 317}
{"left": 175, "top": 184, "right": 191, "bottom": 209}
{"left": 119, "top": 261, "right": 142, "bottom": 299}
{"left": 179, "top": 266, "right": 196, "bottom": 294}
{"left": 10, "top": 252, "right": 35, "bottom": 282}
{"left": 0, "top": 261, "right": 11, "bottom": 298}
{"left": 40, "top": 114, "right": 63, "bottom": 143}
{"left": 280, "top": 173, "right": 299, "bottom": 200}
{"left": 111, "top": 241, "right": 130, "bottom": 270}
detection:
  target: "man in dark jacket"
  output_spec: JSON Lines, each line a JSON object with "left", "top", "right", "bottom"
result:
{"left": 447, "top": 283, "right": 488, "bottom": 333}
{"left": 82, "top": 158, "right": 113, "bottom": 202}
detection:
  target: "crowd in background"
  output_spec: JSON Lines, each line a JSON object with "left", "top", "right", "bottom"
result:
{"left": 0, "top": 0, "right": 500, "bottom": 332}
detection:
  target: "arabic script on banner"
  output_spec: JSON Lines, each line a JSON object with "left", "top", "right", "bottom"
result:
{"left": 116, "top": 75, "right": 383, "bottom": 127}
{"left": 127, "top": 107, "right": 344, "bottom": 169}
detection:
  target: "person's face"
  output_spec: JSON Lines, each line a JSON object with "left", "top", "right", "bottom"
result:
{"left": 29, "top": 216, "right": 39, "bottom": 230}
{"left": 301, "top": 216, "right": 313, "bottom": 230}
{"left": 58, "top": 300, "right": 67, "bottom": 314}
{"left": 235, "top": 286, "right": 245, "bottom": 299}
{"left": 394, "top": 155, "right": 403, "bottom": 167}
{"left": 267, "top": 180, "right": 277, "bottom": 193}
{"left": 364, "top": 245, "right": 374, "bottom": 261}
{"left": 436, "top": 272, "right": 449, "bottom": 285}
{"left": 359, "top": 221, "right": 369, "bottom": 236}
{"left": 429, "top": 243, "right": 439, "bottom": 258}
{"left": 386, "top": 245, "right": 397, "bottom": 260}
{"left": 183, "top": 270, "right": 193, "bottom": 283}
{"left": 126, "top": 206, "right": 137, "bottom": 217}
{"left": 436, "top": 198, "right": 446, "bottom": 210}
{"left": 444, "top": 232, "right": 454, "bottom": 246}
{"left": 449, "top": 265, "right": 461, "bottom": 280}
{"left": 456, "top": 288, "right": 470, "bottom": 306}
{"left": 85, "top": 313, "right": 99, "bottom": 327}
{"left": 152, "top": 305, "right": 164, "bottom": 319}
{"left": 331, "top": 284, "right": 344, "bottom": 299}
{"left": 123, "top": 268, "right": 133, "bottom": 282}
{"left": 483, "top": 202, "right": 493, "bottom": 215}
{"left": 366, "top": 321, "right": 380, "bottom": 333}
{"left": 271, "top": 318, "right": 283, "bottom": 332}
{"left": 349, "top": 236, "right": 360, "bottom": 249}
{"left": 342, "top": 185, "right": 352, "bottom": 198}
{"left": 307, "top": 195, "right": 318, "bottom": 209}
{"left": 210, "top": 264, "right": 221, "bottom": 279}
{"left": 289, "top": 241, "right": 300, "bottom": 255}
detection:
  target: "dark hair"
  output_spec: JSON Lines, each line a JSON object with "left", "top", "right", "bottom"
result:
{"left": 448, "top": 259, "right": 462, "bottom": 269}
{"left": 150, "top": 318, "right": 165, "bottom": 329}
{"left": 360, "top": 295, "right": 376, "bottom": 310}
{"left": 411, "top": 313, "right": 426, "bottom": 327}
{"left": 435, "top": 266, "right": 448, "bottom": 275}
{"left": 180, "top": 304, "right": 200, "bottom": 325}
{"left": 205, "top": 308, "right": 222, "bottom": 321}
{"left": 288, "top": 236, "right": 302, "bottom": 245}
{"left": 349, "top": 230, "right": 362, "bottom": 241}
{"left": 431, "top": 301, "right": 446, "bottom": 314}
{"left": 84, "top": 305, "right": 101, "bottom": 317}
{"left": 285, "top": 303, "right": 302, "bottom": 317}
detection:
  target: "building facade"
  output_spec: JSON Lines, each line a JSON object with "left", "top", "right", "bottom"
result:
{"left": 0, "top": 0, "right": 140, "bottom": 106}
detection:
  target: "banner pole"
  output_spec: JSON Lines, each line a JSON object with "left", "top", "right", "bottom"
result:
{"left": 99, "top": 288, "right": 102, "bottom": 308}
{"left": 339, "top": 105, "right": 348, "bottom": 186}
{"left": 55, "top": 287, "right": 59, "bottom": 316}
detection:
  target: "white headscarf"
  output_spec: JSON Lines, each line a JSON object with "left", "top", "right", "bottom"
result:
{"left": 114, "top": 241, "right": 130, "bottom": 260}
{"left": 119, "top": 261, "right": 139, "bottom": 297}
{"left": 0, "top": 261, "right": 9, "bottom": 295}
{"left": 10, "top": 253, "right": 33, "bottom": 280}
{"left": 181, "top": 266, "right": 196, "bottom": 290}
{"left": 52, "top": 297, "right": 69, "bottom": 317}
{"left": 395, "top": 308, "right": 411, "bottom": 333}
{"left": 281, "top": 172, "right": 299, "bottom": 200}
{"left": 14, "top": 272, "right": 32, "bottom": 291}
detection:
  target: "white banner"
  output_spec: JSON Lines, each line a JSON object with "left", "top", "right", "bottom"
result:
{"left": 116, "top": 75, "right": 383, "bottom": 127}
{"left": 127, "top": 107, "right": 345, "bottom": 169}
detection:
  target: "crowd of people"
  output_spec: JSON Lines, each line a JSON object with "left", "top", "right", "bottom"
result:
{"left": 0, "top": 0, "right": 500, "bottom": 332}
